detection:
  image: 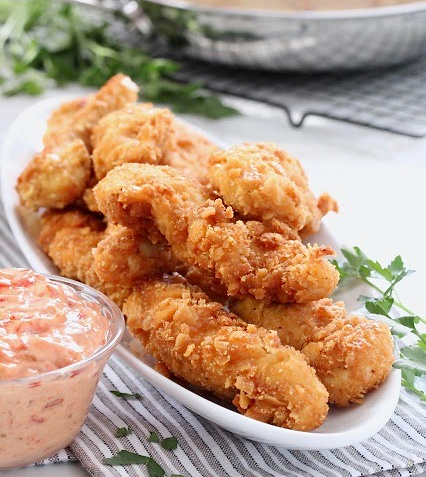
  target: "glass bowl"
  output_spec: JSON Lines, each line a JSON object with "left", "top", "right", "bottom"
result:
{"left": 0, "top": 275, "right": 125, "bottom": 469}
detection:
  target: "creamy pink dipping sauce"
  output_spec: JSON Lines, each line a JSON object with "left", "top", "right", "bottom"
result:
{"left": 0, "top": 268, "right": 109, "bottom": 380}
{"left": 0, "top": 269, "right": 110, "bottom": 468}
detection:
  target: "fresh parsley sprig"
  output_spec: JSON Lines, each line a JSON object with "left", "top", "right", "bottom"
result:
{"left": 332, "top": 246, "right": 426, "bottom": 400}
{"left": 110, "top": 390, "right": 142, "bottom": 399}
{"left": 104, "top": 450, "right": 166, "bottom": 476}
{"left": 148, "top": 431, "right": 160, "bottom": 443}
{"left": 149, "top": 432, "right": 179, "bottom": 450}
{"left": 106, "top": 431, "right": 180, "bottom": 476}
{"left": 115, "top": 427, "right": 133, "bottom": 438}
{"left": 0, "top": 0, "right": 238, "bottom": 119}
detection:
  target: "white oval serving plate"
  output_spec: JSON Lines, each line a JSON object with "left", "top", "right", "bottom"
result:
{"left": 0, "top": 97, "right": 401, "bottom": 450}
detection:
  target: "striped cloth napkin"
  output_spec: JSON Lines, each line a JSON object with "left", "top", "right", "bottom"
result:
{"left": 1, "top": 204, "right": 425, "bottom": 477}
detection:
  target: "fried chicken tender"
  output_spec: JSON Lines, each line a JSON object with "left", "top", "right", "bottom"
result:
{"left": 230, "top": 297, "right": 394, "bottom": 406}
{"left": 42, "top": 97, "right": 86, "bottom": 149}
{"left": 38, "top": 209, "right": 130, "bottom": 307}
{"left": 16, "top": 139, "right": 91, "bottom": 209}
{"left": 91, "top": 103, "right": 174, "bottom": 180}
{"left": 92, "top": 223, "right": 227, "bottom": 299}
{"left": 124, "top": 277, "right": 329, "bottom": 430}
{"left": 94, "top": 163, "right": 339, "bottom": 303}
{"left": 73, "top": 73, "right": 139, "bottom": 149}
{"left": 44, "top": 74, "right": 139, "bottom": 151}
{"left": 174, "top": 265, "right": 228, "bottom": 303}
{"left": 208, "top": 143, "right": 338, "bottom": 236}
{"left": 16, "top": 74, "right": 139, "bottom": 210}
{"left": 82, "top": 186, "right": 100, "bottom": 213}
{"left": 164, "top": 121, "right": 218, "bottom": 182}
{"left": 93, "top": 224, "right": 179, "bottom": 286}
{"left": 38, "top": 208, "right": 105, "bottom": 249}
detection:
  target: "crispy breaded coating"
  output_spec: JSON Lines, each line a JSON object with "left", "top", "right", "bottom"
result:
{"left": 16, "top": 74, "right": 139, "bottom": 210}
{"left": 16, "top": 139, "right": 92, "bottom": 210}
{"left": 302, "top": 315, "right": 394, "bottom": 406}
{"left": 92, "top": 223, "right": 227, "bottom": 299}
{"left": 208, "top": 143, "right": 338, "bottom": 235}
{"left": 231, "top": 297, "right": 394, "bottom": 406}
{"left": 174, "top": 265, "right": 228, "bottom": 303}
{"left": 91, "top": 103, "right": 174, "bottom": 180}
{"left": 93, "top": 224, "right": 178, "bottom": 286}
{"left": 73, "top": 73, "right": 139, "bottom": 149}
{"left": 39, "top": 209, "right": 130, "bottom": 307}
{"left": 94, "top": 163, "right": 339, "bottom": 303}
{"left": 82, "top": 186, "right": 100, "bottom": 213}
{"left": 300, "top": 191, "right": 339, "bottom": 239}
{"left": 81, "top": 174, "right": 101, "bottom": 213}
{"left": 44, "top": 74, "right": 139, "bottom": 151}
{"left": 91, "top": 222, "right": 226, "bottom": 299}
{"left": 42, "top": 97, "right": 86, "bottom": 149}
{"left": 38, "top": 207, "right": 105, "bottom": 250}
{"left": 124, "top": 278, "right": 329, "bottom": 430}
{"left": 164, "top": 120, "right": 218, "bottom": 182}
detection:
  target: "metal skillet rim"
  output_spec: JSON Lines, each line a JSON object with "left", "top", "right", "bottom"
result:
{"left": 142, "top": 0, "right": 426, "bottom": 19}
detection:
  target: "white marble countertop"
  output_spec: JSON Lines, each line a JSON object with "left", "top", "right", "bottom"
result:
{"left": 0, "top": 88, "right": 425, "bottom": 476}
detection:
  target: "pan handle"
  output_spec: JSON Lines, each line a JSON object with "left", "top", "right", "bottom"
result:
{"left": 62, "top": 0, "right": 154, "bottom": 36}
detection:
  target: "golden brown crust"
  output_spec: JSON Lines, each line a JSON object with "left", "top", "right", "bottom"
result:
{"left": 93, "top": 224, "right": 178, "bottom": 286}
{"left": 38, "top": 209, "right": 130, "bottom": 308}
{"left": 164, "top": 120, "right": 218, "bottom": 182}
{"left": 174, "top": 265, "right": 228, "bottom": 303}
{"left": 42, "top": 97, "right": 86, "bottom": 149}
{"left": 124, "top": 278, "right": 329, "bottom": 430}
{"left": 16, "top": 74, "right": 139, "bottom": 210}
{"left": 91, "top": 103, "right": 174, "bottom": 180}
{"left": 16, "top": 140, "right": 92, "bottom": 210}
{"left": 208, "top": 143, "right": 338, "bottom": 235}
{"left": 94, "top": 163, "right": 339, "bottom": 303}
{"left": 302, "top": 315, "right": 394, "bottom": 406}
{"left": 73, "top": 73, "right": 139, "bottom": 150}
{"left": 299, "top": 192, "right": 339, "bottom": 239}
{"left": 82, "top": 186, "right": 100, "bottom": 213}
{"left": 38, "top": 207, "right": 105, "bottom": 251}
{"left": 231, "top": 297, "right": 394, "bottom": 406}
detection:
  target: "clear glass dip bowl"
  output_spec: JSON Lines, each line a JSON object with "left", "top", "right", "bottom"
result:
{"left": 0, "top": 276, "right": 125, "bottom": 469}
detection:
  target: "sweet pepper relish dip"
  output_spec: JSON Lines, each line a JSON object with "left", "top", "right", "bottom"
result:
{"left": 0, "top": 268, "right": 110, "bottom": 468}
{"left": 0, "top": 268, "right": 109, "bottom": 380}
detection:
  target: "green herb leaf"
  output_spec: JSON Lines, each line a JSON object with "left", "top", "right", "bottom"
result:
{"left": 341, "top": 247, "right": 370, "bottom": 274}
{"left": 401, "top": 369, "right": 426, "bottom": 401}
{"left": 103, "top": 450, "right": 150, "bottom": 466}
{"left": 364, "top": 297, "right": 394, "bottom": 317}
{"left": 147, "top": 458, "right": 166, "bottom": 477}
{"left": 103, "top": 450, "right": 166, "bottom": 476}
{"left": 394, "top": 346, "right": 426, "bottom": 374}
{"left": 333, "top": 246, "right": 426, "bottom": 400}
{"left": 148, "top": 431, "right": 160, "bottom": 443}
{"left": 114, "top": 427, "right": 133, "bottom": 438}
{"left": 160, "top": 436, "right": 178, "bottom": 451}
{"left": 388, "top": 255, "right": 404, "bottom": 274}
{"left": 395, "top": 315, "right": 421, "bottom": 329}
{"left": 366, "top": 259, "right": 394, "bottom": 281}
{"left": 110, "top": 390, "right": 142, "bottom": 399}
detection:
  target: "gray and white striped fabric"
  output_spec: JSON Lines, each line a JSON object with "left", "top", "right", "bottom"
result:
{"left": 1, "top": 203, "right": 425, "bottom": 477}
{"left": 71, "top": 356, "right": 426, "bottom": 477}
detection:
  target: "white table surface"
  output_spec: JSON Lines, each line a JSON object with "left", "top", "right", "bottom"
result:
{"left": 0, "top": 88, "right": 425, "bottom": 476}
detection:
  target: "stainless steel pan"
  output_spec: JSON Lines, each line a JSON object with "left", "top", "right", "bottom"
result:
{"left": 67, "top": 0, "right": 426, "bottom": 71}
